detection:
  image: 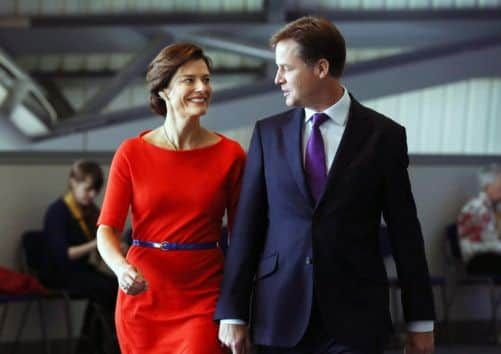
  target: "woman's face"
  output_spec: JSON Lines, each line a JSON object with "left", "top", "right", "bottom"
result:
{"left": 161, "top": 59, "right": 212, "bottom": 119}
{"left": 487, "top": 175, "right": 501, "bottom": 203}
{"left": 70, "top": 177, "right": 99, "bottom": 206}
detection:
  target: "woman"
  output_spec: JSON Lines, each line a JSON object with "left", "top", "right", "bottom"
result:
{"left": 97, "top": 43, "right": 245, "bottom": 354}
{"left": 43, "top": 160, "right": 118, "bottom": 352}
{"left": 457, "top": 164, "right": 501, "bottom": 273}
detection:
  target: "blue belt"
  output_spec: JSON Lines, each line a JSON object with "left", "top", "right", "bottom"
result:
{"left": 132, "top": 240, "right": 219, "bottom": 251}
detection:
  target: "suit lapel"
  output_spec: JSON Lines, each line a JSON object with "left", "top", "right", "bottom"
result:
{"left": 317, "top": 97, "right": 372, "bottom": 208}
{"left": 281, "top": 108, "right": 314, "bottom": 206}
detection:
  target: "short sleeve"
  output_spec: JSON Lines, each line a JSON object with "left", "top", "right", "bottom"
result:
{"left": 98, "top": 142, "right": 133, "bottom": 232}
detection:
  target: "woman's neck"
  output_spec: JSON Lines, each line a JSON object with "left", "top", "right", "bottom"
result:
{"left": 162, "top": 114, "right": 206, "bottom": 150}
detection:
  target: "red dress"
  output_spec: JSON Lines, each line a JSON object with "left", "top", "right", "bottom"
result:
{"left": 98, "top": 131, "right": 245, "bottom": 354}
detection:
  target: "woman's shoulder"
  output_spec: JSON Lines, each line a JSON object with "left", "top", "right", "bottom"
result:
{"left": 112, "top": 131, "right": 151, "bottom": 159}
{"left": 218, "top": 134, "right": 246, "bottom": 158}
{"left": 46, "top": 197, "right": 70, "bottom": 219}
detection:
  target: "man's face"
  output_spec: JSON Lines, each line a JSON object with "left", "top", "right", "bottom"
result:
{"left": 274, "top": 39, "right": 319, "bottom": 108}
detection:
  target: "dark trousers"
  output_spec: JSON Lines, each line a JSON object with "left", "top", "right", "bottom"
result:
{"left": 467, "top": 253, "right": 501, "bottom": 274}
{"left": 255, "top": 301, "right": 383, "bottom": 354}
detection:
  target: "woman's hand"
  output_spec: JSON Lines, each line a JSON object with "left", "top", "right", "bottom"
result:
{"left": 116, "top": 262, "right": 148, "bottom": 295}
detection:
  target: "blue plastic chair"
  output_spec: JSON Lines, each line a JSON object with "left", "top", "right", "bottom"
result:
{"left": 379, "top": 225, "right": 448, "bottom": 341}
{"left": 443, "top": 223, "right": 501, "bottom": 343}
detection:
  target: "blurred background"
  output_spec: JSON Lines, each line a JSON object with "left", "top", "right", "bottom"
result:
{"left": 1, "top": 0, "right": 501, "bottom": 353}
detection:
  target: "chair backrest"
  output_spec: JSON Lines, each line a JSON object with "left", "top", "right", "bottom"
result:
{"left": 444, "top": 223, "right": 463, "bottom": 262}
{"left": 21, "top": 230, "right": 48, "bottom": 274}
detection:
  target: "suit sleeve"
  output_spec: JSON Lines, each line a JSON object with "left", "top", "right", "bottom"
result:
{"left": 215, "top": 122, "right": 268, "bottom": 322}
{"left": 381, "top": 126, "right": 436, "bottom": 323}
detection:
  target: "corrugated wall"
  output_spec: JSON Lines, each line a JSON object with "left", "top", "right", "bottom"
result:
{"left": 221, "top": 78, "right": 501, "bottom": 155}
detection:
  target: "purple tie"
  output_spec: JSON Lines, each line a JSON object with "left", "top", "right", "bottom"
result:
{"left": 305, "top": 113, "right": 328, "bottom": 202}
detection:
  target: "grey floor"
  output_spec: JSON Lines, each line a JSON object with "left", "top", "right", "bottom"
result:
{"left": 387, "top": 347, "right": 499, "bottom": 354}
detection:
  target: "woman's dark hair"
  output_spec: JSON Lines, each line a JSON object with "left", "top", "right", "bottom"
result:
{"left": 146, "top": 43, "right": 213, "bottom": 117}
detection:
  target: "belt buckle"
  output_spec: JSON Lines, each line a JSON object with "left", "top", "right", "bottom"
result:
{"left": 160, "top": 242, "right": 171, "bottom": 251}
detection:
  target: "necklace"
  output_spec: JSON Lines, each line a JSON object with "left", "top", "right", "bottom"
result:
{"left": 162, "top": 123, "right": 179, "bottom": 150}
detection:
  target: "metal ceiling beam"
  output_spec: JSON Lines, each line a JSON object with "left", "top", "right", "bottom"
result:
{"left": 0, "top": 28, "right": 148, "bottom": 55}
{"left": 32, "top": 34, "right": 501, "bottom": 140}
{"left": 343, "top": 35, "right": 501, "bottom": 101}
{"left": 30, "top": 67, "right": 266, "bottom": 81}
{"left": 31, "top": 79, "right": 274, "bottom": 141}
{"left": 0, "top": 12, "right": 267, "bottom": 28}
{"left": 286, "top": 8, "right": 501, "bottom": 22}
{"left": 78, "top": 34, "right": 171, "bottom": 116}
{"left": 2, "top": 8, "right": 501, "bottom": 56}
{"left": 182, "top": 33, "right": 274, "bottom": 61}
{"left": 35, "top": 79, "right": 75, "bottom": 120}
{"left": 0, "top": 47, "right": 57, "bottom": 123}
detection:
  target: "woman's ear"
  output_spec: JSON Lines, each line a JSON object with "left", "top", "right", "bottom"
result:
{"left": 158, "top": 90, "right": 169, "bottom": 101}
{"left": 68, "top": 177, "right": 76, "bottom": 191}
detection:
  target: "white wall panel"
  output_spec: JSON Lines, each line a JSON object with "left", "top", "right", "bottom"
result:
{"left": 365, "top": 79, "right": 501, "bottom": 155}
{"left": 487, "top": 81, "right": 501, "bottom": 153}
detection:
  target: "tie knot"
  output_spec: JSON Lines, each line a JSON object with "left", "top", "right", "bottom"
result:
{"left": 312, "top": 113, "right": 328, "bottom": 128}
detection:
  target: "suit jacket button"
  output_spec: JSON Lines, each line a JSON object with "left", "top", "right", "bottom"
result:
{"left": 305, "top": 256, "right": 313, "bottom": 265}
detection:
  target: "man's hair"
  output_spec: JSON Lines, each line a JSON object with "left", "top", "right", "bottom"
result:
{"left": 478, "top": 164, "right": 501, "bottom": 189}
{"left": 270, "top": 16, "right": 346, "bottom": 77}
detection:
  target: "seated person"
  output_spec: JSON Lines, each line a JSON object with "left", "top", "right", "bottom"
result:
{"left": 457, "top": 164, "right": 501, "bottom": 274}
{"left": 43, "top": 159, "right": 117, "bottom": 351}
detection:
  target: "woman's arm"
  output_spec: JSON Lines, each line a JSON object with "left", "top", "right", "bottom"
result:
{"left": 97, "top": 224, "right": 147, "bottom": 295}
{"left": 68, "top": 239, "right": 97, "bottom": 260}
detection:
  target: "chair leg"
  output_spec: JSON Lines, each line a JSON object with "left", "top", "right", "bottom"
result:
{"left": 12, "top": 301, "right": 33, "bottom": 354}
{"left": 488, "top": 283, "right": 499, "bottom": 344}
{"left": 36, "top": 299, "right": 51, "bottom": 354}
{"left": 0, "top": 304, "right": 8, "bottom": 339}
{"left": 439, "top": 284, "right": 450, "bottom": 345}
{"left": 61, "top": 294, "right": 74, "bottom": 354}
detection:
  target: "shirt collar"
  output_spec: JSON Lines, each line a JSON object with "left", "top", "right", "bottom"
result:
{"left": 304, "top": 87, "right": 351, "bottom": 126}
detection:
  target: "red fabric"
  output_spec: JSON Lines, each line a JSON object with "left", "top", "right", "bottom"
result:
{"left": 0, "top": 267, "right": 48, "bottom": 295}
{"left": 98, "top": 131, "right": 245, "bottom": 354}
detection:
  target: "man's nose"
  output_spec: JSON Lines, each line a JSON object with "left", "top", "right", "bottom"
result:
{"left": 274, "top": 70, "right": 283, "bottom": 85}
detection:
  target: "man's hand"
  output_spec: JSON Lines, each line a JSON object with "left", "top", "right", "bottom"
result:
{"left": 218, "top": 323, "right": 250, "bottom": 354}
{"left": 405, "top": 331, "right": 434, "bottom": 354}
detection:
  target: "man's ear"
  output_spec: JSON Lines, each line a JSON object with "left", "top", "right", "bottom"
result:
{"left": 315, "top": 58, "right": 330, "bottom": 79}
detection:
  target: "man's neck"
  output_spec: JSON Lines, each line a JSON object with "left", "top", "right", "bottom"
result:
{"left": 306, "top": 81, "right": 344, "bottom": 112}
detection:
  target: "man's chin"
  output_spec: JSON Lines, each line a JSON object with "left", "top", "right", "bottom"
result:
{"left": 284, "top": 97, "right": 295, "bottom": 107}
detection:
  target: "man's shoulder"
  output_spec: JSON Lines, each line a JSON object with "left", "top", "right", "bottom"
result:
{"left": 353, "top": 98, "right": 404, "bottom": 133}
{"left": 256, "top": 108, "right": 299, "bottom": 128}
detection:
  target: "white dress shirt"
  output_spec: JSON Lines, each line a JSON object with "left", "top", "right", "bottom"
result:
{"left": 222, "top": 88, "right": 433, "bottom": 332}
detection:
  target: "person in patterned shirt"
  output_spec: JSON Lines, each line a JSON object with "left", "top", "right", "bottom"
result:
{"left": 457, "top": 164, "right": 501, "bottom": 273}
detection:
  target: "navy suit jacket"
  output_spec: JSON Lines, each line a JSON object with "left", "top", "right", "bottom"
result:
{"left": 215, "top": 96, "right": 435, "bottom": 350}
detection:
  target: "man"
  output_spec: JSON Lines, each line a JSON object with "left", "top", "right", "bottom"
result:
{"left": 215, "top": 16, "right": 435, "bottom": 354}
